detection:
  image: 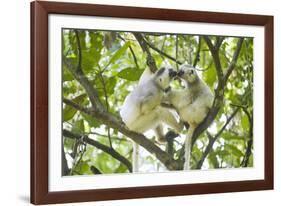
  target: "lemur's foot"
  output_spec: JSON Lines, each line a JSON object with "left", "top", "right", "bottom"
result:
{"left": 183, "top": 162, "right": 190, "bottom": 170}
{"left": 165, "top": 130, "right": 180, "bottom": 141}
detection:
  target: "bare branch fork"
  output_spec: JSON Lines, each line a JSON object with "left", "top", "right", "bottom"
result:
{"left": 142, "top": 35, "right": 202, "bottom": 68}
{"left": 233, "top": 105, "right": 253, "bottom": 167}
{"left": 118, "top": 34, "right": 139, "bottom": 68}
{"left": 196, "top": 107, "right": 240, "bottom": 169}
{"left": 241, "top": 107, "right": 253, "bottom": 167}
{"left": 63, "top": 30, "right": 181, "bottom": 170}
{"left": 63, "top": 98, "right": 181, "bottom": 170}
{"left": 142, "top": 36, "right": 183, "bottom": 65}
{"left": 132, "top": 32, "right": 158, "bottom": 72}
{"left": 191, "top": 37, "right": 244, "bottom": 147}
{"left": 63, "top": 129, "right": 132, "bottom": 172}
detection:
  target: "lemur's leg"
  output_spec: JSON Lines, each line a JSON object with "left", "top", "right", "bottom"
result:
{"left": 129, "top": 111, "right": 158, "bottom": 173}
{"left": 157, "top": 107, "right": 183, "bottom": 133}
{"left": 132, "top": 141, "right": 140, "bottom": 173}
{"left": 154, "top": 124, "right": 165, "bottom": 143}
{"left": 184, "top": 124, "right": 196, "bottom": 170}
{"left": 129, "top": 111, "right": 158, "bottom": 133}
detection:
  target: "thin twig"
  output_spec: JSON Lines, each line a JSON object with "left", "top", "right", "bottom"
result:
{"left": 97, "top": 68, "right": 113, "bottom": 148}
{"left": 133, "top": 32, "right": 158, "bottom": 72}
{"left": 144, "top": 37, "right": 183, "bottom": 65}
{"left": 85, "top": 131, "right": 129, "bottom": 142}
{"left": 191, "top": 37, "right": 244, "bottom": 149}
{"left": 176, "top": 35, "right": 179, "bottom": 70}
{"left": 63, "top": 129, "right": 133, "bottom": 172}
{"left": 193, "top": 36, "right": 202, "bottom": 67}
{"left": 203, "top": 36, "right": 223, "bottom": 82}
{"left": 63, "top": 98, "right": 182, "bottom": 170}
{"left": 240, "top": 107, "right": 253, "bottom": 167}
{"left": 196, "top": 107, "right": 240, "bottom": 169}
{"left": 118, "top": 34, "right": 139, "bottom": 68}
{"left": 223, "top": 38, "right": 244, "bottom": 83}
{"left": 74, "top": 30, "right": 82, "bottom": 70}
{"left": 71, "top": 142, "right": 87, "bottom": 175}
{"left": 62, "top": 140, "right": 70, "bottom": 175}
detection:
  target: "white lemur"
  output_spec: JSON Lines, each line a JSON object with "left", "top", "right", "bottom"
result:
{"left": 120, "top": 67, "right": 183, "bottom": 172}
{"left": 165, "top": 64, "right": 214, "bottom": 170}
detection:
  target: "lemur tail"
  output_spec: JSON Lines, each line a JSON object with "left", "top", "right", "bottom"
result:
{"left": 132, "top": 141, "right": 140, "bottom": 173}
{"left": 184, "top": 125, "right": 195, "bottom": 170}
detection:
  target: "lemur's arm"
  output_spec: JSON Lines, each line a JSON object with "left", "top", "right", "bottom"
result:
{"left": 140, "top": 92, "right": 160, "bottom": 114}
{"left": 163, "top": 88, "right": 192, "bottom": 110}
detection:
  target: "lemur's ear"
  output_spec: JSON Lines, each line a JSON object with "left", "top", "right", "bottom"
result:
{"left": 168, "top": 69, "right": 177, "bottom": 78}
{"left": 156, "top": 67, "right": 166, "bottom": 77}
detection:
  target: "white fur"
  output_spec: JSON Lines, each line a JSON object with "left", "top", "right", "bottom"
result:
{"left": 120, "top": 67, "right": 182, "bottom": 172}
{"left": 167, "top": 64, "right": 214, "bottom": 170}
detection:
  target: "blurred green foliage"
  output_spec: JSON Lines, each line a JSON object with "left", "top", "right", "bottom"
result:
{"left": 62, "top": 29, "right": 253, "bottom": 175}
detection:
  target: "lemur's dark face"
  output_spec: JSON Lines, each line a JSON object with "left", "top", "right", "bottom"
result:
{"left": 178, "top": 65, "right": 198, "bottom": 84}
{"left": 155, "top": 67, "right": 177, "bottom": 89}
{"left": 168, "top": 68, "right": 178, "bottom": 78}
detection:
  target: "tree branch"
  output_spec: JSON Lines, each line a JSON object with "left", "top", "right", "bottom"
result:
{"left": 90, "top": 165, "right": 102, "bottom": 174}
{"left": 63, "top": 129, "right": 133, "bottom": 172}
{"left": 63, "top": 98, "right": 91, "bottom": 114}
{"left": 63, "top": 30, "right": 104, "bottom": 112}
{"left": 203, "top": 36, "right": 223, "bottom": 82}
{"left": 193, "top": 36, "right": 202, "bottom": 67}
{"left": 196, "top": 108, "right": 240, "bottom": 169}
{"left": 191, "top": 37, "right": 244, "bottom": 148}
{"left": 97, "top": 71, "right": 113, "bottom": 148}
{"left": 144, "top": 37, "right": 183, "bottom": 65}
{"left": 215, "top": 36, "right": 224, "bottom": 50}
{"left": 74, "top": 30, "right": 82, "bottom": 70}
{"left": 63, "top": 98, "right": 181, "bottom": 170}
{"left": 62, "top": 140, "right": 70, "bottom": 175}
{"left": 63, "top": 33, "right": 182, "bottom": 170}
{"left": 241, "top": 108, "right": 253, "bottom": 167}
{"left": 133, "top": 33, "right": 158, "bottom": 72}
{"left": 118, "top": 34, "right": 139, "bottom": 68}
{"left": 223, "top": 38, "right": 244, "bottom": 83}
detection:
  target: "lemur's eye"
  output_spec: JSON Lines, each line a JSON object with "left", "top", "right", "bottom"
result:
{"left": 160, "top": 78, "right": 162, "bottom": 82}
{"left": 190, "top": 70, "right": 194, "bottom": 74}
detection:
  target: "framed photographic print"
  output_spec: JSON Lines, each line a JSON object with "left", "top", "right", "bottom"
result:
{"left": 30, "top": 1, "right": 274, "bottom": 204}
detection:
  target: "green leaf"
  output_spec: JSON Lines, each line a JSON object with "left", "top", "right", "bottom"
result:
{"left": 76, "top": 160, "right": 92, "bottom": 175}
{"left": 81, "top": 50, "right": 96, "bottom": 73}
{"left": 115, "top": 163, "right": 128, "bottom": 173}
{"left": 225, "top": 144, "right": 243, "bottom": 157}
{"left": 117, "top": 67, "right": 144, "bottom": 81}
{"left": 63, "top": 65, "right": 74, "bottom": 81}
{"left": 203, "top": 65, "right": 217, "bottom": 88}
{"left": 79, "top": 31, "right": 86, "bottom": 49}
{"left": 241, "top": 114, "right": 250, "bottom": 130}
{"left": 192, "top": 145, "right": 202, "bottom": 161}
{"left": 216, "top": 150, "right": 230, "bottom": 158}
{"left": 81, "top": 112, "right": 101, "bottom": 128}
{"left": 94, "top": 76, "right": 117, "bottom": 99}
{"left": 72, "top": 119, "right": 85, "bottom": 133}
{"left": 63, "top": 94, "right": 87, "bottom": 121}
{"left": 63, "top": 138, "right": 75, "bottom": 151}
{"left": 63, "top": 105, "right": 78, "bottom": 122}
{"left": 208, "top": 151, "right": 219, "bottom": 168}
{"left": 221, "top": 133, "right": 244, "bottom": 141}
{"left": 107, "top": 41, "right": 130, "bottom": 66}
{"left": 68, "top": 30, "right": 77, "bottom": 54}
{"left": 107, "top": 77, "right": 117, "bottom": 95}
{"left": 82, "top": 32, "right": 103, "bottom": 73}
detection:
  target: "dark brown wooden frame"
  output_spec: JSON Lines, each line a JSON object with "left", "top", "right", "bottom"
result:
{"left": 31, "top": 0, "right": 274, "bottom": 204}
